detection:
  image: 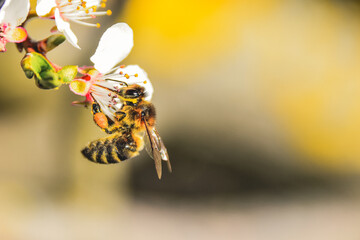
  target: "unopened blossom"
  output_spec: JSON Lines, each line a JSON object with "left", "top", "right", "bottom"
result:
{"left": 36, "top": 0, "right": 112, "bottom": 49}
{"left": 70, "top": 23, "right": 153, "bottom": 121}
{"left": 0, "top": 0, "right": 30, "bottom": 52}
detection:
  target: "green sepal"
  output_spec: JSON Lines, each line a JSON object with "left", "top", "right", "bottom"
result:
{"left": 45, "top": 34, "right": 66, "bottom": 52}
{"left": 21, "top": 52, "right": 62, "bottom": 89}
{"left": 58, "top": 65, "right": 78, "bottom": 83}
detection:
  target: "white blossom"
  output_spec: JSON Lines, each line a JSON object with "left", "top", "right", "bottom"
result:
{"left": 36, "top": 0, "right": 111, "bottom": 49}
{"left": 0, "top": 0, "right": 30, "bottom": 51}
{"left": 70, "top": 23, "right": 154, "bottom": 121}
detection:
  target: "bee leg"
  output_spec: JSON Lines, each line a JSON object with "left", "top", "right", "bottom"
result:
{"left": 91, "top": 103, "right": 102, "bottom": 114}
{"left": 91, "top": 102, "right": 113, "bottom": 133}
{"left": 115, "top": 111, "right": 126, "bottom": 121}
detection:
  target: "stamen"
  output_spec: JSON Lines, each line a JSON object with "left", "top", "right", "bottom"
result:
{"left": 69, "top": 18, "right": 100, "bottom": 27}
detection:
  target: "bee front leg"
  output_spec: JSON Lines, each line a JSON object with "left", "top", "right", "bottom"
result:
{"left": 115, "top": 111, "right": 126, "bottom": 121}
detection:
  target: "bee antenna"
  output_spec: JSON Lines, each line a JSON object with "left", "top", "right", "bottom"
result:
{"left": 104, "top": 79, "right": 128, "bottom": 86}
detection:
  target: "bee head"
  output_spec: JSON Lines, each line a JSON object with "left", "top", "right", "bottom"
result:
{"left": 119, "top": 84, "right": 145, "bottom": 101}
{"left": 140, "top": 103, "right": 156, "bottom": 126}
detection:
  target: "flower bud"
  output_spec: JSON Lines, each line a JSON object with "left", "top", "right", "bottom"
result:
{"left": 21, "top": 52, "right": 62, "bottom": 89}
{"left": 44, "top": 34, "right": 66, "bottom": 52}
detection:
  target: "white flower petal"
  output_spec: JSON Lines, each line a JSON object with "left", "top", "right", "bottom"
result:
{"left": 91, "top": 84, "right": 123, "bottom": 122}
{"left": 90, "top": 23, "right": 134, "bottom": 74}
{"left": 0, "top": 0, "right": 30, "bottom": 26}
{"left": 54, "top": 8, "right": 80, "bottom": 49}
{"left": 36, "top": 0, "right": 56, "bottom": 16}
{"left": 85, "top": 0, "right": 102, "bottom": 6}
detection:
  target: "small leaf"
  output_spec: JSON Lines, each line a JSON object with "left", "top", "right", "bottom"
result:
{"left": 58, "top": 65, "right": 78, "bottom": 83}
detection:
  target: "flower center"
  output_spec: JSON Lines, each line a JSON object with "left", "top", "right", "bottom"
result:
{"left": 57, "top": 0, "right": 112, "bottom": 28}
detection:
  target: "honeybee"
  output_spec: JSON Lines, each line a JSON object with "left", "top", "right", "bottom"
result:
{"left": 81, "top": 83, "right": 171, "bottom": 179}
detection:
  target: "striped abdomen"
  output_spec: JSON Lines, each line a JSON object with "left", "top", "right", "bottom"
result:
{"left": 81, "top": 132, "right": 141, "bottom": 164}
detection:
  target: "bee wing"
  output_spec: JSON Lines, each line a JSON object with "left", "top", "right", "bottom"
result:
{"left": 144, "top": 121, "right": 172, "bottom": 179}
{"left": 152, "top": 128, "right": 172, "bottom": 173}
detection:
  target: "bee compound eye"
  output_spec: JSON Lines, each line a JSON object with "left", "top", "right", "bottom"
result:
{"left": 125, "top": 89, "right": 140, "bottom": 98}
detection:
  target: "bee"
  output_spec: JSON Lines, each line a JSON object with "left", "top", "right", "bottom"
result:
{"left": 81, "top": 83, "right": 171, "bottom": 179}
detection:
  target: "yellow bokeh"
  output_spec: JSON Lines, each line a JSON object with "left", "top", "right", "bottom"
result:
{"left": 123, "top": 0, "right": 360, "bottom": 170}
{"left": 123, "top": 0, "right": 281, "bottom": 75}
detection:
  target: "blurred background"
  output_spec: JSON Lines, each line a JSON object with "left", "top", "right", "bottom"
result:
{"left": 1, "top": 0, "right": 360, "bottom": 239}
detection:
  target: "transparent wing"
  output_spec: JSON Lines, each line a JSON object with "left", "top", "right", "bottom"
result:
{"left": 144, "top": 121, "right": 172, "bottom": 179}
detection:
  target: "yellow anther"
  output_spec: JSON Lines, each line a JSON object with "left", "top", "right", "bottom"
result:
{"left": 96, "top": 23, "right": 101, "bottom": 28}
{"left": 124, "top": 74, "right": 130, "bottom": 79}
{"left": 106, "top": 10, "right": 112, "bottom": 15}
{"left": 134, "top": 74, "right": 138, "bottom": 77}
{"left": 101, "top": 3, "right": 106, "bottom": 8}
{"left": 68, "top": 0, "right": 72, "bottom": 2}
{"left": 119, "top": 71, "right": 123, "bottom": 75}
{"left": 143, "top": 81, "right": 147, "bottom": 84}
{"left": 92, "top": 6, "right": 97, "bottom": 11}
{"left": 102, "top": 0, "right": 107, "bottom": 2}
{"left": 85, "top": 9, "right": 89, "bottom": 13}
